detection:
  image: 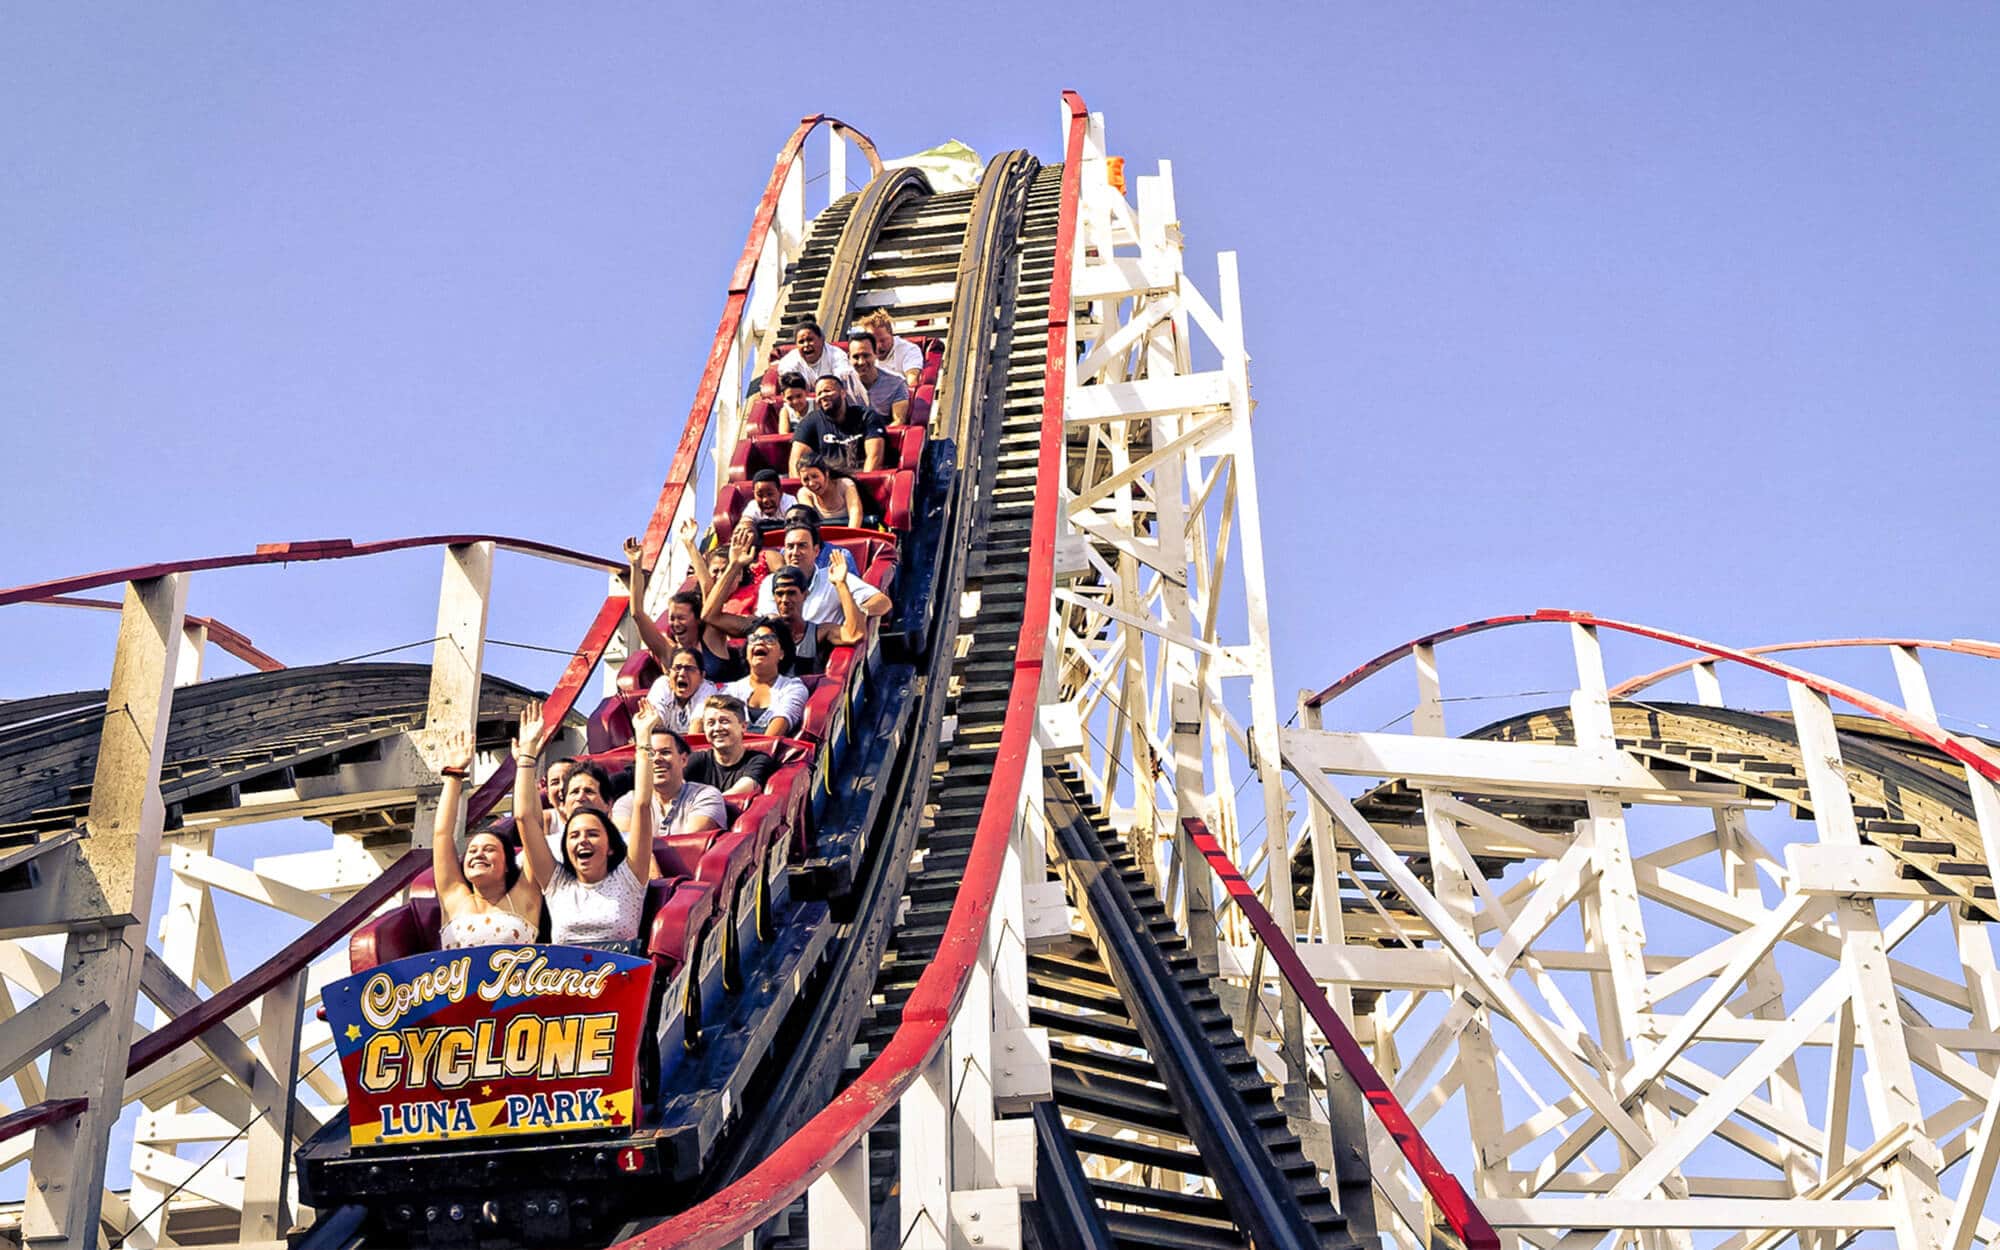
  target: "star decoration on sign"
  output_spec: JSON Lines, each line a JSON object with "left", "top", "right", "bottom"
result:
{"left": 609, "top": 1109, "right": 626, "bottom": 1126}
{"left": 481, "top": 1084, "right": 493, "bottom": 1096}
{"left": 344, "top": 1024, "right": 361, "bottom": 1041}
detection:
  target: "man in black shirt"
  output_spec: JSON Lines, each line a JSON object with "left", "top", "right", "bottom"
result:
{"left": 790, "top": 375, "right": 885, "bottom": 476}
{"left": 685, "top": 694, "right": 777, "bottom": 798}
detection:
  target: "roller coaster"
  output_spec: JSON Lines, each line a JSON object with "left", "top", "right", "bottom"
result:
{"left": 4, "top": 92, "right": 2000, "bottom": 1250}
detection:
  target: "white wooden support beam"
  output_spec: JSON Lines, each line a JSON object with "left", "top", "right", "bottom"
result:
{"left": 1281, "top": 754, "right": 1678, "bottom": 1184}
{"left": 808, "top": 1141, "right": 870, "bottom": 1249}
{"left": 174, "top": 620, "right": 207, "bottom": 688}
{"left": 420, "top": 540, "right": 491, "bottom": 780}
{"left": 900, "top": 1043, "right": 952, "bottom": 1250}
{"left": 828, "top": 125, "right": 847, "bottom": 210}
{"left": 1281, "top": 727, "right": 1686, "bottom": 799}
{"left": 1787, "top": 680, "right": 1946, "bottom": 1247}
{"left": 1890, "top": 645, "right": 1939, "bottom": 724}
{"left": 239, "top": 967, "right": 307, "bottom": 1242}
{"left": 24, "top": 573, "right": 186, "bottom": 1250}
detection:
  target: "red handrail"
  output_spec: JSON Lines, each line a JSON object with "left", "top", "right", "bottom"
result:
{"left": 1304, "top": 610, "right": 2000, "bottom": 784}
{"left": 623, "top": 90, "right": 1092, "bottom": 1248}
{"left": 35, "top": 595, "right": 284, "bottom": 672}
{"left": 1607, "top": 636, "right": 2000, "bottom": 699}
{"left": 0, "top": 1098, "right": 88, "bottom": 1147}
{"left": 1187, "top": 818, "right": 1500, "bottom": 1250}
{"left": 106, "top": 112, "right": 877, "bottom": 1083}
{"left": 0, "top": 533, "right": 623, "bottom": 609}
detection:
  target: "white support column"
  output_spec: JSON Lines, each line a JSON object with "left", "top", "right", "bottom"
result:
{"left": 239, "top": 968, "right": 307, "bottom": 1242}
{"left": 900, "top": 1043, "right": 952, "bottom": 1250}
{"left": 1787, "top": 681, "right": 1946, "bottom": 1248}
{"left": 24, "top": 573, "right": 187, "bottom": 1250}
{"left": 175, "top": 619, "right": 207, "bottom": 687}
{"left": 412, "top": 541, "right": 492, "bottom": 847}
{"left": 808, "top": 1142, "right": 870, "bottom": 1249}
{"left": 828, "top": 125, "right": 848, "bottom": 209}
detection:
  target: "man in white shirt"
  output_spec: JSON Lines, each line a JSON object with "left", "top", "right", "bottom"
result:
{"left": 860, "top": 309, "right": 925, "bottom": 387}
{"left": 612, "top": 724, "right": 726, "bottom": 839}
{"left": 753, "top": 521, "right": 891, "bottom": 623}
{"left": 645, "top": 646, "right": 719, "bottom": 734}
{"left": 772, "top": 321, "right": 863, "bottom": 404}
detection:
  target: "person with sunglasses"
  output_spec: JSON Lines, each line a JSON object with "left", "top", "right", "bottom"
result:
{"left": 720, "top": 617, "right": 809, "bottom": 738}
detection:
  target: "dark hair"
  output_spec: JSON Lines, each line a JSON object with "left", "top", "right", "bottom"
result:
{"left": 704, "top": 693, "right": 749, "bottom": 725}
{"left": 751, "top": 468, "right": 782, "bottom": 486}
{"left": 649, "top": 726, "right": 691, "bottom": 756}
{"left": 847, "top": 334, "right": 875, "bottom": 352}
{"left": 666, "top": 591, "right": 704, "bottom": 641}
{"left": 778, "top": 371, "right": 808, "bottom": 392}
{"left": 559, "top": 804, "right": 628, "bottom": 876}
{"left": 795, "top": 451, "right": 845, "bottom": 481}
{"left": 564, "top": 761, "right": 612, "bottom": 801}
{"left": 782, "top": 519, "right": 823, "bottom": 550}
{"left": 745, "top": 615, "right": 798, "bottom": 672}
{"left": 795, "top": 320, "right": 824, "bottom": 340}
{"left": 770, "top": 567, "right": 811, "bottom": 594}
{"left": 464, "top": 824, "right": 523, "bottom": 893}
{"left": 667, "top": 645, "right": 705, "bottom": 672}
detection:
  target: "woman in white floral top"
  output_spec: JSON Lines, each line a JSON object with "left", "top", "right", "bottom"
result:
{"left": 430, "top": 729, "right": 543, "bottom": 951}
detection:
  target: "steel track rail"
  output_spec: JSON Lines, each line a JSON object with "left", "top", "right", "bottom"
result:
{"left": 1045, "top": 772, "right": 1356, "bottom": 1250}
{"left": 814, "top": 167, "right": 934, "bottom": 339}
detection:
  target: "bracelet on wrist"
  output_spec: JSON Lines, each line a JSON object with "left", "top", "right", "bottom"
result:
{"left": 440, "top": 765, "right": 470, "bottom": 780}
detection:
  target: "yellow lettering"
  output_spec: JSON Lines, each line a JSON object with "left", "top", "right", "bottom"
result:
{"left": 538, "top": 1017, "right": 581, "bottom": 1078}
{"left": 434, "top": 1027, "right": 474, "bottom": 1089}
{"left": 472, "top": 1019, "right": 504, "bottom": 1082}
{"left": 360, "top": 1033, "right": 403, "bottom": 1093}
{"left": 401, "top": 1028, "right": 444, "bottom": 1092}
{"left": 578, "top": 1013, "right": 617, "bottom": 1077}
{"left": 503, "top": 1017, "right": 540, "bottom": 1078}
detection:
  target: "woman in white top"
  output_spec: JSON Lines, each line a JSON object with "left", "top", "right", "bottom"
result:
{"left": 722, "top": 619, "right": 810, "bottom": 738}
{"left": 794, "top": 454, "right": 865, "bottom": 529}
{"left": 514, "top": 698, "right": 658, "bottom": 954}
{"left": 430, "top": 731, "right": 543, "bottom": 951}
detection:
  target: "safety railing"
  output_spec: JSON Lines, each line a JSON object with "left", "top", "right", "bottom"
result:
{"left": 1187, "top": 817, "right": 1501, "bottom": 1250}
{"left": 1304, "top": 609, "right": 2000, "bottom": 785}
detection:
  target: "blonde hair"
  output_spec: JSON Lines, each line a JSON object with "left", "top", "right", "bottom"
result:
{"left": 861, "top": 308, "right": 894, "bottom": 333}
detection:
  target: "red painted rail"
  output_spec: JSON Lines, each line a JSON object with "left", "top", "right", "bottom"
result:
{"left": 1187, "top": 817, "right": 1500, "bottom": 1250}
{"left": 98, "top": 113, "right": 878, "bottom": 1090}
{"left": 35, "top": 595, "right": 284, "bottom": 672}
{"left": 0, "top": 1098, "right": 88, "bottom": 1147}
{"left": 0, "top": 533, "right": 623, "bottom": 609}
{"left": 1607, "top": 636, "right": 2000, "bottom": 700}
{"left": 622, "top": 90, "right": 1093, "bottom": 1249}
{"left": 1304, "top": 610, "right": 2000, "bottom": 784}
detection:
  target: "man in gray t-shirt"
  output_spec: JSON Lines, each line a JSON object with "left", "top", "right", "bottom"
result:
{"left": 847, "top": 335, "right": 910, "bottom": 424}
{"left": 611, "top": 726, "right": 728, "bottom": 838}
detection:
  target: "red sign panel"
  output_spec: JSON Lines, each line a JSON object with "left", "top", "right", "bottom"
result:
{"left": 324, "top": 944, "right": 653, "bottom": 1147}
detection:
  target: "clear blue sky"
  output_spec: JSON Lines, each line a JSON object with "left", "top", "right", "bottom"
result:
{"left": 3, "top": 3, "right": 1998, "bottom": 1217}
{"left": 3, "top": 5, "right": 1995, "bottom": 713}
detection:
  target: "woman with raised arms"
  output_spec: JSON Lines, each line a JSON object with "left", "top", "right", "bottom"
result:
{"left": 512, "top": 697, "right": 658, "bottom": 954}
{"left": 431, "top": 729, "right": 545, "bottom": 951}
